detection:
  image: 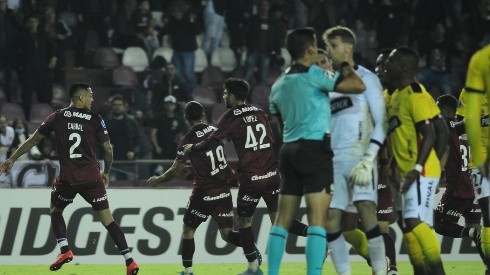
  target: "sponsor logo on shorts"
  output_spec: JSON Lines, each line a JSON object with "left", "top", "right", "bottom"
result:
{"left": 203, "top": 192, "right": 231, "bottom": 201}
{"left": 190, "top": 209, "right": 207, "bottom": 219}
{"left": 377, "top": 184, "right": 388, "bottom": 189}
{"left": 251, "top": 171, "right": 277, "bottom": 181}
{"left": 425, "top": 181, "right": 434, "bottom": 207}
{"left": 378, "top": 207, "right": 393, "bottom": 214}
{"left": 445, "top": 210, "right": 462, "bottom": 217}
{"left": 57, "top": 195, "right": 73, "bottom": 202}
{"left": 242, "top": 195, "right": 259, "bottom": 203}
{"left": 272, "top": 189, "right": 280, "bottom": 195}
{"left": 218, "top": 211, "right": 233, "bottom": 217}
{"left": 92, "top": 194, "right": 107, "bottom": 203}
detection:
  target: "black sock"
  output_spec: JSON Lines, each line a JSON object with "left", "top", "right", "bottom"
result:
{"left": 383, "top": 233, "right": 396, "bottom": 268}
{"left": 51, "top": 212, "right": 69, "bottom": 253}
{"left": 227, "top": 230, "right": 242, "bottom": 247}
{"left": 239, "top": 226, "right": 257, "bottom": 262}
{"left": 182, "top": 239, "right": 195, "bottom": 268}
{"left": 106, "top": 221, "right": 132, "bottom": 266}
{"left": 289, "top": 219, "right": 308, "bottom": 237}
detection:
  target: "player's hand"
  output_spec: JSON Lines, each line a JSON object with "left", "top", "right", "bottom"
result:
{"left": 183, "top": 144, "right": 193, "bottom": 156}
{"left": 148, "top": 175, "right": 160, "bottom": 186}
{"left": 0, "top": 159, "right": 14, "bottom": 173}
{"left": 350, "top": 148, "right": 377, "bottom": 186}
{"left": 102, "top": 173, "right": 110, "bottom": 188}
{"left": 400, "top": 169, "right": 420, "bottom": 193}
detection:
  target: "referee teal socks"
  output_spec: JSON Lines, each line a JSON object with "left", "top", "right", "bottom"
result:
{"left": 306, "top": 226, "right": 327, "bottom": 275}
{"left": 267, "top": 225, "right": 288, "bottom": 275}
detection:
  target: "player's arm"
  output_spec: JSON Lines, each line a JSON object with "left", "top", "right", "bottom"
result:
{"left": 465, "top": 91, "right": 486, "bottom": 169}
{"left": 0, "top": 130, "right": 44, "bottom": 172}
{"left": 101, "top": 140, "right": 113, "bottom": 185}
{"left": 432, "top": 115, "right": 450, "bottom": 167}
{"left": 335, "top": 62, "right": 366, "bottom": 94}
{"left": 148, "top": 160, "right": 185, "bottom": 185}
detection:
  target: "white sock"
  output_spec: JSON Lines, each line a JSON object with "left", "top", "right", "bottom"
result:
{"left": 329, "top": 234, "right": 351, "bottom": 275}
{"left": 185, "top": 267, "right": 193, "bottom": 274}
{"left": 469, "top": 228, "right": 475, "bottom": 238}
{"left": 248, "top": 259, "right": 259, "bottom": 272}
{"left": 368, "top": 235, "right": 387, "bottom": 275}
{"left": 57, "top": 238, "right": 68, "bottom": 249}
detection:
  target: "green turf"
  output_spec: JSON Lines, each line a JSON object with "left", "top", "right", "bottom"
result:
{"left": 0, "top": 261, "right": 486, "bottom": 275}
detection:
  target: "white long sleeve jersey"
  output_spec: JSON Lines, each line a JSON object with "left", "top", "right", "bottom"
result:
{"left": 330, "top": 65, "right": 387, "bottom": 161}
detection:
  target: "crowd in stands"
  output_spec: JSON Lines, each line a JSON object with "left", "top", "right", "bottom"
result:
{"left": 0, "top": 0, "right": 489, "bottom": 182}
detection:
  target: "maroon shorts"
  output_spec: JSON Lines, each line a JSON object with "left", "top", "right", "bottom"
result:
{"left": 435, "top": 192, "right": 481, "bottom": 224}
{"left": 377, "top": 183, "right": 396, "bottom": 223}
{"left": 51, "top": 178, "right": 109, "bottom": 211}
{"left": 184, "top": 187, "right": 234, "bottom": 229}
{"left": 236, "top": 169, "right": 280, "bottom": 217}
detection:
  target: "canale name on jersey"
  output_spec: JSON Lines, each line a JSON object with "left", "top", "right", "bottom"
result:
{"left": 196, "top": 126, "right": 216, "bottom": 137}
{"left": 63, "top": 110, "right": 92, "bottom": 120}
{"left": 242, "top": 115, "right": 257, "bottom": 123}
{"left": 233, "top": 106, "right": 258, "bottom": 115}
{"left": 67, "top": 123, "right": 83, "bottom": 131}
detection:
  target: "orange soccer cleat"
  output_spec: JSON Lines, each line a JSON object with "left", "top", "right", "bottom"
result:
{"left": 127, "top": 261, "right": 139, "bottom": 275}
{"left": 49, "top": 250, "right": 74, "bottom": 271}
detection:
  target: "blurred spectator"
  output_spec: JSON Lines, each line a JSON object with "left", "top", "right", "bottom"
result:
{"left": 133, "top": 0, "right": 151, "bottom": 37}
{"left": 113, "top": 0, "right": 141, "bottom": 49}
{"left": 302, "top": 0, "right": 337, "bottom": 48}
{"left": 42, "top": 6, "right": 71, "bottom": 84}
{"left": 242, "top": 0, "right": 284, "bottom": 84}
{"left": 133, "top": 55, "right": 166, "bottom": 122}
{"left": 0, "top": 116, "right": 14, "bottom": 161}
{"left": 160, "top": 1, "right": 200, "bottom": 91}
{"left": 225, "top": 0, "right": 248, "bottom": 64}
{"left": 16, "top": 13, "right": 56, "bottom": 119}
{"left": 141, "top": 18, "right": 160, "bottom": 59}
{"left": 201, "top": 0, "right": 225, "bottom": 61}
{"left": 105, "top": 95, "right": 141, "bottom": 181}
{"left": 8, "top": 118, "right": 42, "bottom": 160}
{"left": 151, "top": 61, "right": 192, "bottom": 114}
{"left": 0, "top": 0, "right": 20, "bottom": 103}
{"left": 417, "top": 22, "right": 454, "bottom": 97}
{"left": 150, "top": 95, "right": 187, "bottom": 162}
{"left": 374, "top": 0, "right": 408, "bottom": 50}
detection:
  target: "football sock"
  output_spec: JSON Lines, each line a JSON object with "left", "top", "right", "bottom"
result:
{"left": 366, "top": 226, "right": 386, "bottom": 275}
{"left": 105, "top": 221, "right": 132, "bottom": 266}
{"left": 327, "top": 231, "right": 350, "bottom": 275}
{"left": 289, "top": 219, "right": 308, "bottom": 237}
{"left": 412, "top": 223, "right": 444, "bottom": 273}
{"left": 120, "top": 248, "right": 133, "bottom": 266}
{"left": 239, "top": 226, "right": 257, "bottom": 263}
{"left": 227, "top": 230, "right": 242, "bottom": 247}
{"left": 343, "top": 228, "right": 370, "bottom": 260}
{"left": 404, "top": 231, "right": 426, "bottom": 274}
{"left": 382, "top": 233, "right": 397, "bottom": 269}
{"left": 267, "top": 226, "right": 288, "bottom": 275}
{"left": 482, "top": 227, "right": 490, "bottom": 265}
{"left": 182, "top": 238, "right": 195, "bottom": 268}
{"left": 306, "top": 226, "right": 326, "bottom": 275}
{"left": 51, "top": 212, "right": 69, "bottom": 252}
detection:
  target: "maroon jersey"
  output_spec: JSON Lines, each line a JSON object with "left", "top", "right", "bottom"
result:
{"left": 194, "top": 104, "right": 278, "bottom": 175}
{"left": 176, "top": 123, "right": 233, "bottom": 192}
{"left": 444, "top": 118, "right": 473, "bottom": 198}
{"left": 38, "top": 107, "right": 109, "bottom": 185}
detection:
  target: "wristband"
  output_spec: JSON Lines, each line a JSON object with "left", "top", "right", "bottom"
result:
{"left": 414, "top": 164, "right": 423, "bottom": 173}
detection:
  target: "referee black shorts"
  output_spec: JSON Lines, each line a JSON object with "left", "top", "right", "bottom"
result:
{"left": 278, "top": 134, "right": 333, "bottom": 196}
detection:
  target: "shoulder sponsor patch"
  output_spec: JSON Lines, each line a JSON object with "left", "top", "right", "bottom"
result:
{"left": 330, "top": 97, "right": 353, "bottom": 114}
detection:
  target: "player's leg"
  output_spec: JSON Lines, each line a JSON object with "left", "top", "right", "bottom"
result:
{"left": 376, "top": 177, "right": 398, "bottom": 274}
{"left": 434, "top": 195, "right": 476, "bottom": 238}
{"left": 180, "top": 225, "right": 197, "bottom": 275}
{"left": 404, "top": 177, "right": 444, "bottom": 275}
{"left": 342, "top": 211, "right": 370, "bottom": 262}
{"left": 213, "top": 190, "right": 241, "bottom": 247}
{"left": 81, "top": 182, "right": 138, "bottom": 274}
{"left": 473, "top": 170, "right": 490, "bottom": 272}
{"left": 463, "top": 202, "right": 484, "bottom": 261}
{"left": 49, "top": 180, "right": 76, "bottom": 271}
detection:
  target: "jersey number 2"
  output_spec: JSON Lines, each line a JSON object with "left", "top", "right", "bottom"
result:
{"left": 245, "top": 124, "right": 270, "bottom": 151}
{"left": 69, "top": 133, "right": 82, "bottom": 159}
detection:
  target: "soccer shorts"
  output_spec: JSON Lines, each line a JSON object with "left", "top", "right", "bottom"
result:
{"left": 51, "top": 178, "right": 109, "bottom": 211}
{"left": 279, "top": 137, "right": 333, "bottom": 196}
{"left": 402, "top": 176, "right": 439, "bottom": 226}
{"left": 183, "top": 187, "right": 234, "bottom": 229}
{"left": 377, "top": 182, "right": 396, "bottom": 222}
{"left": 330, "top": 159, "right": 378, "bottom": 212}
{"left": 471, "top": 169, "right": 490, "bottom": 201}
{"left": 236, "top": 168, "right": 280, "bottom": 217}
{"left": 435, "top": 192, "right": 481, "bottom": 225}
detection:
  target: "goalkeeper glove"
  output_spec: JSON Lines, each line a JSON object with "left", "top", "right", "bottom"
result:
{"left": 350, "top": 147, "right": 377, "bottom": 186}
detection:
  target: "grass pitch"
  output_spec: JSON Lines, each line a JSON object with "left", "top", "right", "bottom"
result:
{"left": 0, "top": 261, "right": 486, "bottom": 275}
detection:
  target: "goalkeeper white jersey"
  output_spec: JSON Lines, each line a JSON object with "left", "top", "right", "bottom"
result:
{"left": 330, "top": 65, "right": 387, "bottom": 161}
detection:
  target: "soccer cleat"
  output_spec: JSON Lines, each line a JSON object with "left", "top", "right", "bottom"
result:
{"left": 178, "top": 272, "right": 194, "bottom": 275}
{"left": 387, "top": 266, "right": 398, "bottom": 275}
{"left": 254, "top": 243, "right": 262, "bottom": 266}
{"left": 49, "top": 250, "right": 74, "bottom": 271}
{"left": 126, "top": 261, "right": 139, "bottom": 275}
{"left": 238, "top": 267, "right": 264, "bottom": 275}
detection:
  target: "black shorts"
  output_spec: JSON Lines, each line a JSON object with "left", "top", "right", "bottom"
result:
{"left": 279, "top": 135, "right": 333, "bottom": 196}
{"left": 51, "top": 178, "right": 109, "bottom": 211}
{"left": 184, "top": 188, "right": 234, "bottom": 229}
{"left": 377, "top": 183, "right": 396, "bottom": 223}
{"left": 236, "top": 169, "right": 280, "bottom": 217}
{"left": 434, "top": 192, "right": 481, "bottom": 225}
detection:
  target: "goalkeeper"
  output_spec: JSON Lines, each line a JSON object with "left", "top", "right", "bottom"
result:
{"left": 322, "top": 26, "right": 388, "bottom": 275}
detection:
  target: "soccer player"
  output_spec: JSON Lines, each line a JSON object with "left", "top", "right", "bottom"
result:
{"left": 434, "top": 95, "right": 484, "bottom": 261}
{"left": 322, "top": 26, "right": 387, "bottom": 275}
{"left": 0, "top": 83, "right": 139, "bottom": 275}
{"left": 148, "top": 101, "right": 242, "bottom": 275}
{"left": 183, "top": 78, "right": 309, "bottom": 275}
{"left": 384, "top": 47, "right": 446, "bottom": 275}
{"left": 267, "top": 27, "right": 366, "bottom": 275}
{"left": 461, "top": 44, "right": 490, "bottom": 274}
